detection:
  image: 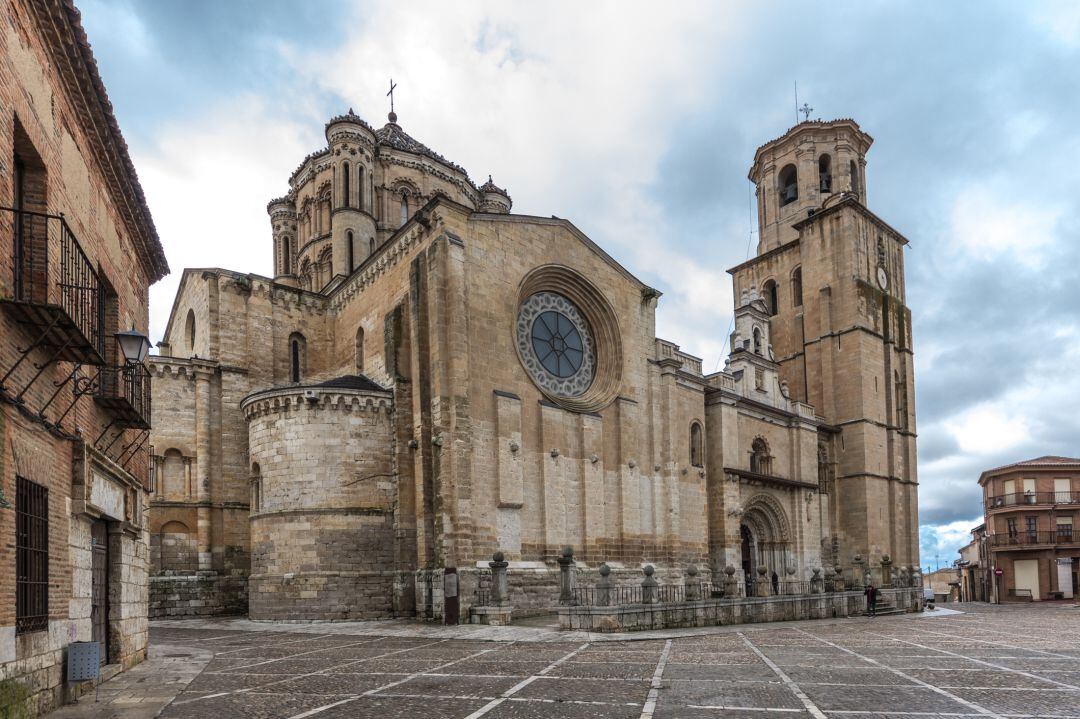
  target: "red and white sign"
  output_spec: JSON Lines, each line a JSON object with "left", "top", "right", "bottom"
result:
{"left": 994, "top": 568, "right": 1003, "bottom": 576}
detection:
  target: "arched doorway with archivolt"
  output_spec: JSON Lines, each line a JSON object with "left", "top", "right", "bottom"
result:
{"left": 739, "top": 493, "right": 792, "bottom": 593}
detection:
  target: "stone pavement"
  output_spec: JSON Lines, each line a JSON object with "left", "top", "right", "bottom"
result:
{"left": 47, "top": 602, "right": 1080, "bottom": 718}
{"left": 48, "top": 643, "right": 212, "bottom": 719}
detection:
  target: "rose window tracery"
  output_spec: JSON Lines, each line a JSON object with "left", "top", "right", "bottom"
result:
{"left": 516, "top": 292, "right": 595, "bottom": 397}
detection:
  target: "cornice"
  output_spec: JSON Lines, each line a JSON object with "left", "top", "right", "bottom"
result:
{"left": 241, "top": 385, "right": 393, "bottom": 420}
{"left": 33, "top": 0, "right": 169, "bottom": 281}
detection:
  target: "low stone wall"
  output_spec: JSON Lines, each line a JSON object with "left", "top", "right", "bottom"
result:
{"left": 416, "top": 563, "right": 699, "bottom": 622}
{"left": 558, "top": 587, "right": 922, "bottom": 632}
{"left": 149, "top": 572, "right": 248, "bottom": 618}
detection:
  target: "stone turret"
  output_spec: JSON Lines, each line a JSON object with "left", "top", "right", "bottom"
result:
{"left": 268, "top": 196, "right": 297, "bottom": 287}
{"left": 479, "top": 175, "right": 512, "bottom": 214}
{"left": 326, "top": 109, "right": 378, "bottom": 279}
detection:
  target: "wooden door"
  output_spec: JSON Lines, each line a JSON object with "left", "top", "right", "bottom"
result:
{"left": 91, "top": 520, "right": 109, "bottom": 665}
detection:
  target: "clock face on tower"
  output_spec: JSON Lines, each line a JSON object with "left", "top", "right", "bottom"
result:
{"left": 876, "top": 266, "right": 889, "bottom": 290}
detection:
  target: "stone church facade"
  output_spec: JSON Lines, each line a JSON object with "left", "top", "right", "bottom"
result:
{"left": 148, "top": 110, "right": 919, "bottom": 620}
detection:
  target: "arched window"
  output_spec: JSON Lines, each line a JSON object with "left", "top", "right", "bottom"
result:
{"left": 791, "top": 267, "right": 803, "bottom": 307}
{"left": 849, "top": 159, "right": 860, "bottom": 196}
{"left": 894, "top": 371, "right": 906, "bottom": 428}
{"left": 250, "top": 462, "right": 261, "bottom": 513}
{"left": 752, "top": 327, "right": 762, "bottom": 355}
{"left": 762, "top": 279, "right": 778, "bottom": 316}
{"left": 690, "top": 422, "right": 704, "bottom": 468}
{"left": 750, "top": 438, "right": 772, "bottom": 475}
{"left": 355, "top": 326, "right": 365, "bottom": 374}
{"left": 358, "top": 166, "right": 365, "bottom": 211}
{"left": 818, "top": 154, "right": 831, "bottom": 193}
{"left": 185, "top": 309, "right": 196, "bottom": 352}
{"left": 399, "top": 191, "right": 409, "bottom": 227}
{"left": 347, "top": 230, "right": 355, "bottom": 273}
{"left": 300, "top": 259, "right": 311, "bottom": 290}
{"left": 289, "top": 332, "right": 306, "bottom": 383}
{"left": 282, "top": 236, "right": 291, "bottom": 274}
{"left": 342, "top": 161, "right": 350, "bottom": 207}
{"left": 778, "top": 164, "right": 798, "bottom": 206}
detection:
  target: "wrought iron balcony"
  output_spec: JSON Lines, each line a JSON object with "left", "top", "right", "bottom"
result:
{"left": 93, "top": 364, "right": 151, "bottom": 430}
{"left": 1, "top": 206, "right": 104, "bottom": 365}
{"left": 986, "top": 491, "right": 1080, "bottom": 510}
{"left": 988, "top": 531, "right": 1080, "bottom": 548}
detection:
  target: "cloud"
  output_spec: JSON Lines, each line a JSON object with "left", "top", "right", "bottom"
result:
{"left": 920, "top": 519, "right": 981, "bottom": 572}
{"left": 131, "top": 94, "right": 318, "bottom": 341}
{"left": 78, "top": 0, "right": 1080, "bottom": 567}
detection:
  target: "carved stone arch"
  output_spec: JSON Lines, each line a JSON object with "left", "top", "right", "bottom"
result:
{"left": 390, "top": 177, "right": 420, "bottom": 197}
{"left": 749, "top": 435, "right": 773, "bottom": 474}
{"left": 742, "top": 493, "right": 790, "bottom": 543}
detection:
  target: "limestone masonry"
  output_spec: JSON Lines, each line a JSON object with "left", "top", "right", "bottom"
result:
{"left": 149, "top": 107, "right": 919, "bottom": 621}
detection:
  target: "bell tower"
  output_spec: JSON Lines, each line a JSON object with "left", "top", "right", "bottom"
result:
{"left": 750, "top": 119, "right": 871, "bottom": 253}
{"left": 730, "top": 118, "right": 918, "bottom": 570}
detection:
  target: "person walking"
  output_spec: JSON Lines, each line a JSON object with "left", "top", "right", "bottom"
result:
{"left": 865, "top": 582, "right": 878, "bottom": 616}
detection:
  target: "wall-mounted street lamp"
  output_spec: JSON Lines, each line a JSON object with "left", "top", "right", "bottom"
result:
{"left": 115, "top": 326, "right": 151, "bottom": 365}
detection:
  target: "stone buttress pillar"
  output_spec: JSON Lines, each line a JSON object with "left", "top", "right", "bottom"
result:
{"left": 193, "top": 365, "right": 214, "bottom": 571}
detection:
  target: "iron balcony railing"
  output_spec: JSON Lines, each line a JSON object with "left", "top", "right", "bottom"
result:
{"left": 989, "top": 531, "right": 1079, "bottom": 548}
{"left": 2, "top": 206, "right": 104, "bottom": 364}
{"left": 986, "top": 491, "right": 1080, "bottom": 509}
{"left": 94, "top": 364, "right": 152, "bottom": 429}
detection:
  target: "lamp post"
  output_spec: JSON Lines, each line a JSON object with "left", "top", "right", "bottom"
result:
{"left": 115, "top": 326, "right": 151, "bottom": 365}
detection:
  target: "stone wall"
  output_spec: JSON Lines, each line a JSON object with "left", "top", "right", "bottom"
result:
{"left": 149, "top": 574, "right": 247, "bottom": 618}
{"left": 244, "top": 384, "right": 397, "bottom": 620}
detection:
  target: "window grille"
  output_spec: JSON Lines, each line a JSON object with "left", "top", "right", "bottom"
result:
{"left": 16, "top": 476, "right": 49, "bottom": 634}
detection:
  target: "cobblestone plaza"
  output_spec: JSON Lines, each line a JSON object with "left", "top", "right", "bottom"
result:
{"left": 61, "top": 603, "right": 1080, "bottom": 718}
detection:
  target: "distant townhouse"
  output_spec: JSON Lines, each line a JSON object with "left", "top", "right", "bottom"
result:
{"left": 979, "top": 457, "right": 1080, "bottom": 602}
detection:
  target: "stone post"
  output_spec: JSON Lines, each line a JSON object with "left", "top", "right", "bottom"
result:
{"left": 784, "top": 565, "right": 797, "bottom": 594}
{"left": 489, "top": 551, "right": 509, "bottom": 606}
{"left": 880, "top": 555, "right": 893, "bottom": 587}
{"left": 755, "top": 566, "right": 770, "bottom": 597}
{"left": 851, "top": 554, "right": 864, "bottom": 588}
{"left": 557, "top": 546, "right": 576, "bottom": 605}
{"left": 596, "top": 563, "right": 612, "bottom": 606}
{"left": 641, "top": 565, "right": 658, "bottom": 604}
{"left": 723, "top": 565, "right": 741, "bottom": 598}
{"left": 684, "top": 565, "right": 700, "bottom": 602}
{"left": 811, "top": 568, "right": 823, "bottom": 594}
{"left": 831, "top": 566, "right": 845, "bottom": 592}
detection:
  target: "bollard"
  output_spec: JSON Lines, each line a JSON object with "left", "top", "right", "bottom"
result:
{"left": 685, "top": 565, "right": 700, "bottom": 601}
{"left": 641, "top": 565, "right": 658, "bottom": 604}
{"left": 489, "top": 551, "right": 509, "bottom": 606}
{"left": 755, "top": 566, "right": 771, "bottom": 597}
{"left": 597, "top": 563, "right": 612, "bottom": 606}
{"left": 723, "top": 565, "right": 741, "bottom": 598}
{"left": 558, "top": 546, "right": 576, "bottom": 605}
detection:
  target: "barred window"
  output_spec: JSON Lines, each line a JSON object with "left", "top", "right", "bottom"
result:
{"left": 16, "top": 476, "right": 48, "bottom": 634}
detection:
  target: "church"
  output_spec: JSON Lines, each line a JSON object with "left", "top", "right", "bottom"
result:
{"left": 147, "top": 107, "right": 919, "bottom": 621}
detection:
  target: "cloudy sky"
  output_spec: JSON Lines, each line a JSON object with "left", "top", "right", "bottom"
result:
{"left": 80, "top": 0, "right": 1080, "bottom": 567}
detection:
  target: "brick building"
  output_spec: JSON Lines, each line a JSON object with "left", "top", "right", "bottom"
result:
{"left": 0, "top": 0, "right": 168, "bottom": 711}
{"left": 149, "top": 111, "right": 920, "bottom": 621}
{"left": 979, "top": 456, "right": 1080, "bottom": 601}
